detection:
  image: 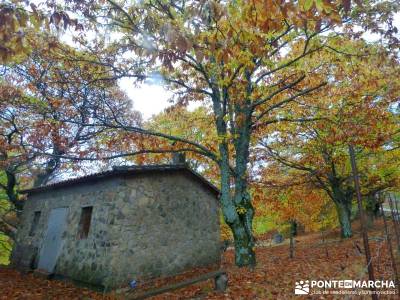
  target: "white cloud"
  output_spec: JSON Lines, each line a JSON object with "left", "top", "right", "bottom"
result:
{"left": 119, "top": 78, "right": 206, "bottom": 120}
{"left": 119, "top": 78, "right": 172, "bottom": 120}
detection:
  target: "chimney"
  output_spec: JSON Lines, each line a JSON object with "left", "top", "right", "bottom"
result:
{"left": 172, "top": 152, "right": 186, "bottom": 164}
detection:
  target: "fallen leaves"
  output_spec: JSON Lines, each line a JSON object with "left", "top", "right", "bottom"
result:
{"left": 0, "top": 222, "right": 398, "bottom": 299}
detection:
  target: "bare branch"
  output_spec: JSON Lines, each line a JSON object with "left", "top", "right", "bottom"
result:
{"left": 252, "top": 74, "right": 306, "bottom": 108}
{"left": 254, "top": 82, "right": 327, "bottom": 123}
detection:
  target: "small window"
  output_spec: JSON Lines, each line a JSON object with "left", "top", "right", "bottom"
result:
{"left": 29, "top": 211, "right": 41, "bottom": 236}
{"left": 77, "top": 206, "right": 93, "bottom": 239}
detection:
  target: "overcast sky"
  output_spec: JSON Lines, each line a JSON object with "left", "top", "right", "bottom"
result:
{"left": 119, "top": 77, "right": 172, "bottom": 120}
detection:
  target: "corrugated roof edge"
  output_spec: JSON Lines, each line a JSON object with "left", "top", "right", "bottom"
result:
{"left": 20, "top": 164, "right": 220, "bottom": 197}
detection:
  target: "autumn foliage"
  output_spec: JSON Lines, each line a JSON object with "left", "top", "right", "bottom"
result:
{"left": 1, "top": 0, "right": 400, "bottom": 273}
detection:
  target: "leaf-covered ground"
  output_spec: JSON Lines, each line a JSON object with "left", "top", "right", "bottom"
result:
{"left": 0, "top": 222, "right": 399, "bottom": 299}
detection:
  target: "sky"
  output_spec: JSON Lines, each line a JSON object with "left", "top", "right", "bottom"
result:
{"left": 118, "top": 13, "right": 400, "bottom": 120}
{"left": 119, "top": 77, "right": 172, "bottom": 120}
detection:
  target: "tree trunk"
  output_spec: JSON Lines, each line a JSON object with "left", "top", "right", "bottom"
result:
{"left": 289, "top": 220, "right": 296, "bottom": 258}
{"left": 230, "top": 114, "right": 256, "bottom": 267}
{"left": 232, "top": 177, "right": 255, "bottom": 266}
{"left": 33, "top": 157, "right": 60, "bottom": 187}
{"left": 211, "top": 90, "right": 256, "bottom": 267}
{"left": 331, "top": 182, "right": 353, "bottom": 238}
{"left": 230, "top": 219, "right": 256, "bottom": 267}
{"left": 220, "top": 178, "right": 256, "bottom": 267}
{"left": 220, "top": 191, "right": 256, "bottom": 267}
{"left": 0, "top": 218, "right": 17, "bottom": 240}
{"left": 5, "top": 169, "right": 23, "bottom": 212}
{"left": 365, "top": 194, "right": 379, "bottom": 228}
{"left": 365, "top": 211, "right": 374, "bottom": 229}
{"left": 217, "top": 141, "right": 255, "bottom": 267}
{"left": 335, "top": 201, "right": 352, "bottom": 238}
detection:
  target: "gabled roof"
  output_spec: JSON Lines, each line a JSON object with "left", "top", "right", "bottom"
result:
{"left": 21, "top": 164, "right": 220, "bottom": 197}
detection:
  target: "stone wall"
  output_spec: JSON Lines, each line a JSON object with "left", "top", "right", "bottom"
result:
{"left": 12, "top": 170, "right": 220, "bottom": 289}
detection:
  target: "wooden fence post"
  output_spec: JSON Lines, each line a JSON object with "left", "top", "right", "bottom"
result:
{"left": 348, "top": 144, "right": 377, "bottom": 300}
{"left": 380, "top": 203, "right": 400, "bottom": 295}
{"left": 388, "top": 195, "right": 400, "bottom": 250}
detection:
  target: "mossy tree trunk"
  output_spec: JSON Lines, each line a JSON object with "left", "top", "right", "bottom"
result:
{"left": 218, "top": 144, "right": 256, "bottom": 267}
{"left": 214, "top": 94, "right": 256, "bottom": 267}
{"left": 334, "top": 200, "right": 352, "bottom": 238}
{"left": 331, "top": 181, "right": 353, "bottom": 238}
{"left": 365, "top": 193, "right": 380, "bottom": 228}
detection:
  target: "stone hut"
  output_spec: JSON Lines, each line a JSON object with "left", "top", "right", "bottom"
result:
{"left": 11, "top": 164, "right": 220, "bottom": 289}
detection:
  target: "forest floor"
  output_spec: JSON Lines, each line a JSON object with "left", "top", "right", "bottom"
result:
{"left": 0, "top": 220, "right": 399, "bottom": 299}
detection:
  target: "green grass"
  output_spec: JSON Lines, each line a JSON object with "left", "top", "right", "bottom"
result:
{"left": 253, "top": 216, "right": 277, "bottom": 236}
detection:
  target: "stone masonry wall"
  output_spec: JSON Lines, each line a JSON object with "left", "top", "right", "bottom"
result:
{"left": 12, "top": 170, "right": 220, "bottom": 289}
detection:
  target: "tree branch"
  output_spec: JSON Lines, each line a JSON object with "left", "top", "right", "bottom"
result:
{"left": 254, "top": 82, "right": 327, "bottom": 123}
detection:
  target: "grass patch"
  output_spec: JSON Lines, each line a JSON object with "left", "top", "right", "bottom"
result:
{"left": 253, "top": 216, "right": 276, "bottom": 236}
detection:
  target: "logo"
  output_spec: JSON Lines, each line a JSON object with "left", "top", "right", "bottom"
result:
{"left": 295, "top": 280, "right": 310, "bottom": 295}
{"left": 343, "top": 280, "right": 353, "bottom": 288}
{"left": 294, "top": 279, "right": 396, "bottom": 296}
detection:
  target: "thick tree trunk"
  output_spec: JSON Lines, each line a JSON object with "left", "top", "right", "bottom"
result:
{"left": 330, "top": 181, "right": 353, "bottom": 238}
{"left": 5, "top": 170, "right": 23, "bottom": 212}
{"left": 211, "top": 90, "right": 255, "bottom": 267}
{"left": 1, "top": 171, "right": 19, "bottom": 242}
{"left": 230, "top": 114, "right": 256, "bottom": 267}
{"left": 334, "top": 201, "right": 352, "bottom": 238}
{"left": 33, "top": 157, "right": 60, "bottom": 187}
{"left": 233, "top": 183, "right": 255, "bottom": 250}
{"left": 216, "top": 134, "right": 255, "bottom": 266}
{"left": 230, "top": 218, "right": 256, "bottom": 266}
{"left": 365, "top": 210, "right": 375, "bottom": 229}
{"left": 0, "top": 218, "right": 17, "bottom": 240}
{"left": 365, "top": 194, "right": 380, "bottom": 228}
{"left": 219, "top": 167, "right": 256, "bottom": 266}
